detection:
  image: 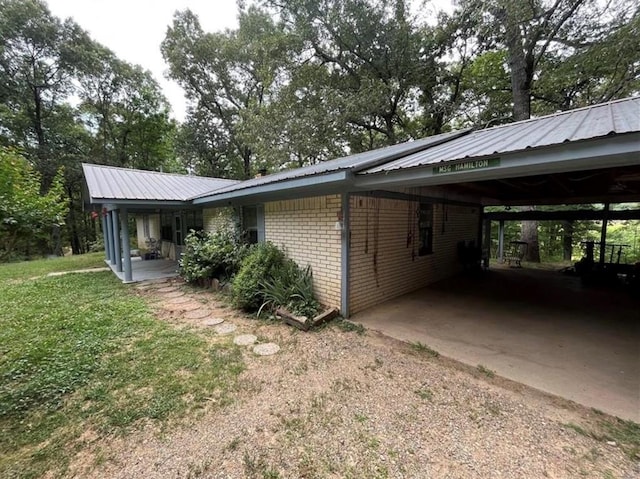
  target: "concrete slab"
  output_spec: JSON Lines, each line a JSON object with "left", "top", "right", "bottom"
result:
{"left": 354, "top": 267, "right": 640, "bottom": 422}
{"left": 106, "top": 257, "right": 178, "bottom": 283}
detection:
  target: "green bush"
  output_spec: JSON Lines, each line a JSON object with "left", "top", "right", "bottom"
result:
{"left": 179, "top": 228, "right": 247, "bottom": 284}
{"left": 232, "top": 242, "right": 286, "bottom": 311}
{"left": 233, "top": 242, "right": 320, "bottom": 318}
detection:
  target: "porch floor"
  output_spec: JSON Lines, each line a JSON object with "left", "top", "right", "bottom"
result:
{"left": 353, "top": 266, "right": 640, "bottom": 421}
{"left": 106, "top": 257, "right": 179, "bottom": 283}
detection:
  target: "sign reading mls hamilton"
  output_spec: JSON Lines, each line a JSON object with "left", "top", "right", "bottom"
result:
{"left": 433, "top": 157, "right": 500, "bottom": 175}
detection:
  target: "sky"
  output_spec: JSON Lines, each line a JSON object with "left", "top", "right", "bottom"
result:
{"left": 46, "top": 0, "right": 452, "bottom": 122}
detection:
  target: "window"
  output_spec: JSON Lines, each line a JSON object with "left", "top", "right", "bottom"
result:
{"left": 160, "top": 211, "right": 173, "bottom": 241}
{"left": 242, "top": 206, "right": 258, "bottom": 244}
{"left": 184, "top": 210, "right": 203, "bottom": 234}
{"left": 142, "top": 215, "right": 150, "bottom": 238}
{"left": 418, "top": 203, "right": 433, "bottom": 256}
{"left": 241, "top": 205, "right": 264, "bottom": 244}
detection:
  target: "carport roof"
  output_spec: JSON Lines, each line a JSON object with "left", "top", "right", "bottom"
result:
{"left": 361, "top": 97, "right": 639, "bottom": 174}
{"left": 82, "top": 163, "right": 238, "bottom": 204}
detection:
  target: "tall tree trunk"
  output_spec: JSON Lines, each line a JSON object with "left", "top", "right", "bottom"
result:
{"left": 562, "top": 220, "right": 574, "bottom": 261}
{"left": 520, "top": 206, "right": 540, "bottom": 262}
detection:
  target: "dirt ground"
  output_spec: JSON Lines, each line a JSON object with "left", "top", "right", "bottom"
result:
{"left": 67, "top": 280, "right": 639, "bottom": 479}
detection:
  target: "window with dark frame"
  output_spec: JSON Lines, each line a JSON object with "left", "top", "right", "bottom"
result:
{"left": 242, "top": 206, "right": 258, "bottom": 244}
{"left": 418, "top": 203, "right": 434, "bottom": 256}
{"left": 160, "top": 211, "right": 173, "bottom": 241}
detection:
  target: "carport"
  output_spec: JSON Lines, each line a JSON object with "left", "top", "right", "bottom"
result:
{"left": 349, "top": 98, "right": 640, "bottom": 420}
{"left": 354, "top": 266, "right": 639, "bottom": 421}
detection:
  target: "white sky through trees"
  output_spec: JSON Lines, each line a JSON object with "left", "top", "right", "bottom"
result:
{"left": 46, "top": 0, "right": 452, "bottom": 122}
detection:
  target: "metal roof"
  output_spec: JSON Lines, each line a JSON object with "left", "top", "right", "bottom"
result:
{"left": 192, "top": 129, "right": 469, "bottom": 200}
{"left": 361, "top": 97, "right": 640, "bottom": 175}
{"left": 82, "top": 163, "right": 239, "bottom": 203}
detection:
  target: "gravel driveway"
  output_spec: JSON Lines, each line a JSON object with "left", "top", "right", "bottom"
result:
{"left": 68, "top": 282, "right": 639, "bottom": 479}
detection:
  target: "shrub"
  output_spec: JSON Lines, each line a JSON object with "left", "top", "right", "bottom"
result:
{"left": 232, "top": 242, "right": 286, "bottom": 311}
{"left": 179, "top": 227, "right": 247, "bottom": 284}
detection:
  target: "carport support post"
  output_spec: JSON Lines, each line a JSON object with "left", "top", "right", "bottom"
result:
{"left": 111, "top": 209, "right": 122, "bottom": 272}
{"left": 497, "top": 220, "right": 505, "bottom": 262}
{"left": 483, "top": 219, "right": 491, "bottom": 267}
{"left": 340, "top": 192, "right": 351, "bottom": 318}
{"left": 120, "top": 208, "right": 133, "bottom": 282}
{"left": 599, "top": 202, "right": 610, "bottom": 266}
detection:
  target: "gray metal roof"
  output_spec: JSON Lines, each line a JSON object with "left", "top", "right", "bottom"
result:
{"left": 82, "top": 163, "right": 239, "bottom": 203}
{"left": 192, "top": 129, "right": 469, "bottom": 200}
{"left": 361, "top": 97, "right": 640, "bottom": 175}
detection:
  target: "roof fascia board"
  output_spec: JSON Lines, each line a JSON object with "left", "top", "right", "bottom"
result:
{"left": 93, "top": 199, "right": 188, "bottom": 208}
{"left": 354, "top": 133, "right": 640, "bottom": 190}
{"left": 193, "top": 171, "right": 350, "bottom": 205}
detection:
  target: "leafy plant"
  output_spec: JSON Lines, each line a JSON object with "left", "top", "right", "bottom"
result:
{"left": 232, "top": 242, "right": 287, "bottom": 311}
{"left": 179, "top": 227, "right": 247, "bottom": 284}
{"left": 258, "top": 260, "right": 320, "bottom": 318}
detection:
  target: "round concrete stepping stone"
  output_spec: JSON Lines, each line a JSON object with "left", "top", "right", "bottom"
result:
{"left": 156, "top": 286, "right": 178, "bottom": 293}
{"left": 179, "top": 302, "right": 204, "bottom": 312}
{"left": 202, "top": 317, "right": 225, "bottom": 326}
{"left": 166, "top": 296, "right": 192, "bottom": 305}
{"left": 184, "top": 309, "right": 211, "bottom": 320}
{"left": 253, "top": 343, "right": 280, "bottom": 356}
{"left": 214, "top": 323, "right": 237, "bottom": 335}
{"left": 234, "top": 334, "right": 257, "bottom": 346}
{"left": 163, "top": 291, "right": 185, "bottom": 299}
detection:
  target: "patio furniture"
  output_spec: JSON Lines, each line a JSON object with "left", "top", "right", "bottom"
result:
{"left": 505, "top": 241, "right": 528, "bottom": 267}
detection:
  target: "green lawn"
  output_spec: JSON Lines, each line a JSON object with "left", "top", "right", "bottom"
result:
{"left": 0, "top": 252, "right": 106, "bottom": 282}
{"left": 0, "top": 256, "right": 244, "bottom": 478}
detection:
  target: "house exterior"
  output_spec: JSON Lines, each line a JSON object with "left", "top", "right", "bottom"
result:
{"left": 83, "top": 97, "right": 640, "bottom": 317}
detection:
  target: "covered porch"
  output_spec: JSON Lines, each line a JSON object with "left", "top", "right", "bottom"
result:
{"left": 105, "top": 256, "right": 178, "bottom": 283}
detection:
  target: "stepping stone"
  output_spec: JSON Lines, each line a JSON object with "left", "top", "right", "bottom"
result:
{"left": 179, "top": 302, "right": 204, "bottom": 312}
{"left": 156, "top": 286, "right": 178, "bottom": 293}
{"left": 202, "top": 317, "right": 225, "bottom": 326}
{"left": 214, "top": 323, "right": 237, "bottom": 335}
{"left": 163, "top": 291, "right": 185, "bottom": 298}
{"left": 253, "top": 343, "right": 280, "bottom": 356}
{"left": 166, "top": 296, "right": 192, "bottom": 305}
{"left": 184, "top": 309, "right": 211, "bottom": 320}
{"left": 234, "top": 334, "right": 257, "bottom": 346}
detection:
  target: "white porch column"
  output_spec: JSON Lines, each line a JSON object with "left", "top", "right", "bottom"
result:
{"left": 101, "top": 211, "right": 111, "bottom": 261}
{"left": 111, "top": 209, "right": 122, "bottom": 272}
{"left": 106, "top": 211, "right": 116, "bottom": 265}
{"left": 120, "top": 208, "right": 133, "bottom": 282}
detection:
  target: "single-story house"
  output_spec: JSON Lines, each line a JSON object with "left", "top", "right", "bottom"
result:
{"left": 83, "top": 97, "right": 640, "bottom": 317}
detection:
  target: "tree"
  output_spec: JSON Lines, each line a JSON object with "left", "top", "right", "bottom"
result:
{"left": 0, "top": 147, "right": 68, "bottom": 260}
{"left": 266, "top": 0, "right": 442, "bottom": 150}
{"left": 162, "top": 6, "right": 294, "bottom": 178}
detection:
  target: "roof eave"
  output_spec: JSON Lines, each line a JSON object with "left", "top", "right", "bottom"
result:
{"left": 193, "top": 171, "right": 351, "bottom": 206}
{"left": 354, "top": 133, "right": 640, "bottom": 190}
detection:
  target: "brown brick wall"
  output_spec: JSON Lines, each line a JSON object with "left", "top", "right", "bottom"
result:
{"left": 264, "top": 195, "right": 343, "bottom": 310}
{"left": 349, "top": 195, "right": 480, "bottom": 315}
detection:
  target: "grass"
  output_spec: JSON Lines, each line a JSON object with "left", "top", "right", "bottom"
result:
{"left": 410, "top": 341, "right": 440, "bottom": 358}
{"left": 0, "top": 252, "right": 106, "bottom": 282}
{"left": 0, "top": 257, "right": 244, "bottom": 478}
{"left": 476, "top": 364, "right": 496, "bottom": 378}
{"left": 566, "top": 418, "right": 640, "bottom": 460}
{"left": 334, "top": 319, "right": 366, "bottom": 335}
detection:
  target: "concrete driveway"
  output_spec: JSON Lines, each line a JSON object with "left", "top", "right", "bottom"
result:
{"left": 353, "top": 266, "right": 640, "bottom": 422}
